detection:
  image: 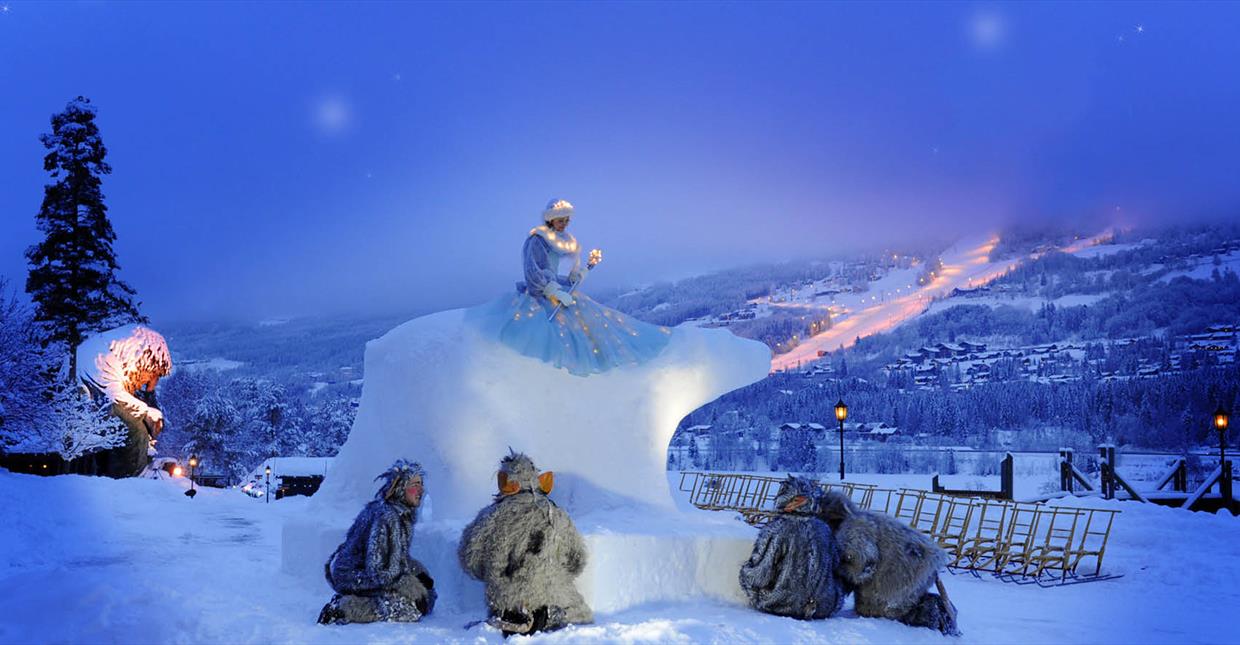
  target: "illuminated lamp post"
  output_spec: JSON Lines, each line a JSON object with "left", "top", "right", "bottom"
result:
{"left": 1215, "top": 407, "right": 1230, "bottom": 465}
{"left": 265, "top": 464, "right": 272, "bottom": 504}
{"left": 835, "top": 399, "right": 848, "bottom": 481}
{"left": 185, "top": 454, "right": 199, "bottom": 499}
{"left": 1216, "top": 407, "right": 1231, "bottom": 510}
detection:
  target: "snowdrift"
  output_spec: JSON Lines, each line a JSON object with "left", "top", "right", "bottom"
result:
{"left": 285, "top": 305, "right": 770, "bottom": 611}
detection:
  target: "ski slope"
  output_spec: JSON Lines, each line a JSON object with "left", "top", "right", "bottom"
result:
{"left": 770, "top": 230, "right": 1115, "bottom": 372}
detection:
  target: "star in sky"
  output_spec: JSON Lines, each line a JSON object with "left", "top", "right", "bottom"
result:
{"left": 1136, "top": 24, "right": 1145, "bottom": 34}
{"left": 392, "top": 73, "right": 402, "bottom": 82}
{"left": 1, "top": 5, "right": 11, "bottom": 13}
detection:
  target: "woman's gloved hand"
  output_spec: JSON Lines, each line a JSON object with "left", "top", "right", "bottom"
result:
{"left": 543, "top": 284, "right": 575, "bottom": 307}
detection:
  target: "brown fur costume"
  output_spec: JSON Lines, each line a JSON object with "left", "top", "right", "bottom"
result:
{"left": 818, "top": 491, "right": 960, "bottom": 635}
{"left": 458, "top": 452, "right": 592, "bottom": 635}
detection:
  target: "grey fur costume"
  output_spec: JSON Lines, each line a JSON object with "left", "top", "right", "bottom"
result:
{"left": 818, "top": 491, "right": 960, "bottom": 635}
{"left": 318, "top": 460, "right": 436, "bottom": 625}
{"left": 739, "top": 475, "right": 847, "bottom": 620}
{"left": 458, "top": 452, "right": 592, "bottom": 635}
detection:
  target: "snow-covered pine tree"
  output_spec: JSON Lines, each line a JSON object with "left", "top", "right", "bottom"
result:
{"left": 0, "top": 278, "right": 127, "bottom": 464}
{"left": 25, "top": 97, "right": 144, "bottom": 384}
{"left": 183, "top": 394, "right": 247, "bottom": 484}
{"left": 0, "top": 279, "right": 57, "bottom": 453}
{"left": 231, "top": 379, "right": 287, "bottom": 460}
{"left": 52, "top": 379, "right": 126, "bottom": 461}
{"left": 154, "top": 368, "right": 219, "bottom": 456}
{"left": 307, "top": 395, "right": 356, "bottom": 456}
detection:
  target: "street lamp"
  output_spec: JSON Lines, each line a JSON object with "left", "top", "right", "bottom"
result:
{"left": 1215, "top": 406, "right": 1230, "bottom": 465}
{"left": 185, "top": 454, "right": 198, "bottom": 499}
{"left": 1218, "top": 407, "right": 1233, "bottom": 513}
{"left": 265, "top": 464, "right": 272, "bottom": 504}
{"left": 835, "top": 399, "right": 848, "bottom": 481}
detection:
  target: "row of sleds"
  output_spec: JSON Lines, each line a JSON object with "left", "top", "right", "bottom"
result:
{"left": 678, "top": 471, "right": 1121, "bottom": 587}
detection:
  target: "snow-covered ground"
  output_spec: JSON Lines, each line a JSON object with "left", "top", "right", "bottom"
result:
{"left": 3, "top": 468, "right": 1238, "bottom": 644}
{"left": 1068, "top": 239, "right": 1152, "bottom": 260}
{"left": 1157, "top": 250, "right": 1240, "bottom": 283}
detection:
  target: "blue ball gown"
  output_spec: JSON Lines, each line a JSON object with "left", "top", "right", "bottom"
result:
{"left": 466, "top": 225, "right": 672, "bottom": 376}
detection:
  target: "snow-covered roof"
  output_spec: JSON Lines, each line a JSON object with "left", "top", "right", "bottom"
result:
{"left": 242, "top": 457, "right": 333, "bottom": 483}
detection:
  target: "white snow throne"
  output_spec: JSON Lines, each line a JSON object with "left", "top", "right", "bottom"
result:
{"left": 288, "top": 205, "right": 772, "bottom": 612}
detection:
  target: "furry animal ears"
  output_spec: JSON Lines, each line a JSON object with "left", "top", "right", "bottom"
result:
{"left": 496, "top": 449, "right": 553, "bottom": 495}
{"left": 497, "top": 471, "right": 554, "bottom": 495}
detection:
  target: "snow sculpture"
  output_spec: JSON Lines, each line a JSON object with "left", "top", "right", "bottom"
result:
{"left": 294, "top": 199, "right": 770, "bottom": 613}
{"left": 313, "top": 304, "right": 768, "bottom": 520}
{"left": 314, "top": 198, "right": 769, "bottom": 518}
{"left": 76, "top": 324, "right": 171, "bottom": 476}
{"left": 295, "top": 304, "right": 767, "bottom": 612}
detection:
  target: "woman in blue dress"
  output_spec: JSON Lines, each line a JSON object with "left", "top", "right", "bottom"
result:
{"left": 467, "top": 199, "right": 671, "bottom": 376}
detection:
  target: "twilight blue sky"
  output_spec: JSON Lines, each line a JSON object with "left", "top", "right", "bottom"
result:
{"left": 2, "top": 1, "right": 1238, "bottom": 322}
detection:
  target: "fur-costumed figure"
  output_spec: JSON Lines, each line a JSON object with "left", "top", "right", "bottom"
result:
{"left": 818, "top": 491, "right": 960, "bottom": 635}
{"left": 458, "top": 451, "right": 592, "bottom": 636}
{"left": 318, "top": 460, "right": 437, "bottom": 625}
{"left": 739, "top": 475, "right": 847, "bottom": 620}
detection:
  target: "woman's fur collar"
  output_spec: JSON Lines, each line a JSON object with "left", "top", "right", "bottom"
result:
{"left": 529, "top": 225, "right": 579, "bottom": 255}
